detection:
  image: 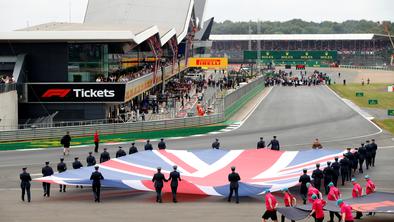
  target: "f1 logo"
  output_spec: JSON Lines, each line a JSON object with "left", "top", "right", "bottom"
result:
{"left": 42, "top": 89, "right": 71, "bottom": 98}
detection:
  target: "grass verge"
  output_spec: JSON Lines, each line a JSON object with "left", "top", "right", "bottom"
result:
{"left": 0, "top": 124, "right": 227, "bottom": 151}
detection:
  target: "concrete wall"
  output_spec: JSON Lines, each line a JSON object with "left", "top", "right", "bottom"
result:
{"left": 0, "top": 90, "right": 18, "bottom": 130}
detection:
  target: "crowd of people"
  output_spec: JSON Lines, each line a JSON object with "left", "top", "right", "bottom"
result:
{"left": 265, "top": 70, "right": 331, "bottom": 87}
{"left": 0, "top": 74, "right": 14, "bottom": 84}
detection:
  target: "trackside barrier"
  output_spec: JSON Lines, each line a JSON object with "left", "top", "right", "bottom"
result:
{"left": 0, "top": 75, "right": 265, "bottom": 142}
{"left": 339, "top": 65, "right": 394, "bottom": 71}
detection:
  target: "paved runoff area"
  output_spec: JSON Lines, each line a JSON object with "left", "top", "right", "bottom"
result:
{"left": 1, "top": 68, "right": 394, "bottom": 221}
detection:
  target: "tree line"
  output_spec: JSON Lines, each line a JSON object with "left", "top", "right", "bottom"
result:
{"left": 211, "top": 19, "right": 394, "bottom": 35}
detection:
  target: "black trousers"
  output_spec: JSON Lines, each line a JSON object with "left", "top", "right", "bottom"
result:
{"left": 341, "top": 170, "right": 349, "bottom": 186}
{"left": 314, "top": 181, "right": 321, "bottom": 191}
{"left": 280, "top": 214, "right": 295, "bottom": 222}
{"left": 92, "top": 184, "right": 101, "bottom": 202}
{"left": 329, "top": 211, "right": 341, "bottom": 222}
{"left": 359, "top": 158, "right": 364, "bottom": 173}
{"left": 332, "top": 175, "right": 338, "bottom": 187}
{"left": 155, "top": 187, "right": 163, "bottom": 202}
{"left": 371, "top": 152, "right": 376, "bottom": 166}
{"left": 324, "top": 178, "right": 331, "bottom": 194}
{"left": 301, "top": 192, "right": 307, "bottom": 204}
{"left": 21, "top": 183, "right": 31, "bottom": 202}
{"left": 366, "top": 156, "right": 372, "bottom": 169}
{"left": 228, "top": 187, "right": 239, "bottom": 203}
{"left": 171, "top": 185, "right": 178, "bottom": 201}
{"left": 42, "top": 182, "right": 51, "bottom": 196}
{"left": 94, "top": 142, "right": 99, "bottom": 153}
{"left": 59, "top": 184, "right": 66, "bottom": 192}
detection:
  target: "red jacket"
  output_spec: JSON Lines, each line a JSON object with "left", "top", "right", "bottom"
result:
{"left": 94, "top": 132, "right": 99, "bottom": 142}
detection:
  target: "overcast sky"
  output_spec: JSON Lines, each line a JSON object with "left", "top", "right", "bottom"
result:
{"left": 0, "top": 0, "right": 393, "bottom": 31}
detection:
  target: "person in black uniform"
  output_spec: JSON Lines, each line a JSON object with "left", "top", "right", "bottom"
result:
{"left": 72, "top": 157, "right": 83, "bottom": 188}
{"left": 312, "top": 163, "right": 323, "bottom": 191}
{"left": 20, "top": 167, "right": 31, "bottom": 202}
{"left": 167, "top": 165, "right": 181, "bottom": 203}
{"left": 298, "top": 169, "right": 311, "bottom": 204}
{"left": 267, "top": 136, "right": 280, "bottom": 150}
{"left": 42, "top": 161, "right": 54, "bottom": 197}
{"left": 152, "top": 167, "right": 168, "bottom": 203}
{"left": 212, "top": 138, "right": 220, "bottom": 149}
{"left": 227, "top": 166, "right": 241, "bottom": 203}
{"left": 129, "top": 142, "right": 138, "bottom": 154}
{"left": 357, "top": 144, "right": 366, "bottom": 173}
{"left": 352, "top": 148, "right": 359, "bottom": 174}
{"left": 90, "top": 165, "right": 104, "bottom": 202}
{"left": 365, "top": 140, "right": 372, "bottom": 169}
{"left": 370, "top": 139, "right": 377, "bottom": 167}
{"left": 144, "top": 140, "right": 153, "bottom": 151}
{"left": 57, "top": 158, "right": 67, "bottom": 192}
{"left": 158, "top": 138, "right": 166, "bottom": 150}
{"left": 86, "top": 152, "right": 96, "bottom": 167}
{"left": 344, "top": 148, "right": 354, "bottom": 177}
{"left": 331, "top": 157, "right": 340, "bottom": 187}
{"left": 323, "top": 161, "right": 334, "bottom": 195}
{"left": 339, "top": 155, "right": 350, "bottom": 186}
{"left": 257, "top": 137, "right": 266, "bottom": 149}
{"left": 116, "top": 146, "right": 127, "bottom": 158}
{"left": 60, "top": 131, "right": 72, "bottom": 156}
{"left": 100, "top": 148, "right": 110, "bottom": 163}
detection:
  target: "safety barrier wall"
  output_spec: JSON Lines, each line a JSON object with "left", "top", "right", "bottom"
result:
{"left": 339, "top": 65, "right": 394, "bottom": 71}
{"left": 0, "top": 75, "right": 265, "bottom": 142}
{"left": 0, "top": 114, "right": 225, "bottom": 142}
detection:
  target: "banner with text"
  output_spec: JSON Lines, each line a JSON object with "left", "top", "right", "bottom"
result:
{"left": 244, "top": 51, "right": 337, "bottom": 61}
{"left": 188, "top": 57, "right": 228, "bottom": 69}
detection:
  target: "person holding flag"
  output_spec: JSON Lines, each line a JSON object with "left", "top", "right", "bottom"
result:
{"left": 351, "top": 178, "right": 363, "bottom": 219}
{"left": 307, "top": 194, "right": 326, "bottom": 222}
{"left": 306, "top": 182, "right": 322, "bottom": 203}
{"left": 262, "top": 189, "right": 278, "bottom": 222}
{"left": 280, "top": 188, "right": 296, "bottom": 222}
{"left": 327, "top": 182, "right": 342, "bottom": 222}
{"left": 337, "top": 199, "right": 355, "bottom": 222}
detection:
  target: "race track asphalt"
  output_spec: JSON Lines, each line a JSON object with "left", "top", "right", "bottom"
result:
{"left": 1, "top": 83, "right": 394, "bottom": 222}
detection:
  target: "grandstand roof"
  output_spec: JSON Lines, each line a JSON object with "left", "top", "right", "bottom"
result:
{"left": 210, "top": 34, "right": 389, "bottom": 41}
{"left": 0, "top": 0, "right": 198, "bottom": 46}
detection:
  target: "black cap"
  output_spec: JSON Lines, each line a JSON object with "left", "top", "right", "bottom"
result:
{"left": 104, "top": 148, "right": 107, "bottom": 150}
{"left": 215, "top": 138, "right": 219, "bottom": 141}
{"left": 273, "top": 136, "right": 277, "bottom": 138}
{"left": 118, "top": 146, "right": 122, "bottom": 149}
{"left": 335, "top": 157, "right": 339, "bottom": 161}
{"left": 22, "top": 167, "right": 27, "bottom": 170}
{"left": 94, "top": 166, "right": 99, "bottom": 170}
{"left": 60, "top": 158, "right": 64, "bottom": 161}
{"left": 147, "top": 139, "right": 150, "bottom": 142}
{"left": 160, "top": 138, "right": 164, "bottom": 141}
{"left": 303, "top": 168, "right": 307, "bottom": 173}
{"left": 371, "top": 139, "right": 375, "bottom": 141}
{"left": 132, "top": 142, "right": 135, "bottom": 145}
{"left": 74, "top": 157, "right": 79, "bottom": 160}
{"left": 366, "top": 140, "right": 370, "bottom": 143}
{"left": 260, "top": 137, "right": 263, "bottom": 140}
{"left": 45, "top": 161, "right": 49, "bottom": 165}
{"left": 89, "top": 152, "right": 92, "bottom": 154}
{"left": 316, "top": 163, "right": 320, "bottom": 167}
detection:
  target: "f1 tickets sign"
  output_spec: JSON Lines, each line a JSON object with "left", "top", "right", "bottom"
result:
{"left": 27, "top": 83, "right": 125, "bottom": 103}
{"left": 188, "top": 58, "right": 228, "bottom": 69}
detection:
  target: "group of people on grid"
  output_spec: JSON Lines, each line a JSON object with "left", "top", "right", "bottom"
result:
{"left": 20, "top": 132, "right": 379, "bottom": 222}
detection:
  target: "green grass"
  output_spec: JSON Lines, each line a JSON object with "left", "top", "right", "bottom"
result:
{"left": 0, "top": 124, "right": 228, "bottom": 151}
{"left": 374, "top": 119, "right": 394, "bottom": 135}
{"left": 330, "top": 83, "right": 394, "bottom": 109}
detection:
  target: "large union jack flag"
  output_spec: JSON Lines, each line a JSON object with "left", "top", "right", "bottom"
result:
{"left": 35, "top": 149, "right": 344, "bottom": 196}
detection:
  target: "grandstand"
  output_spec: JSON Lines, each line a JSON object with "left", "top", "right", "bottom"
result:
{"left": 210, "top": 34, "right": 393, "bottom": 67}
{"left": 0, "top": 0, "right": 213, "bottom": 128}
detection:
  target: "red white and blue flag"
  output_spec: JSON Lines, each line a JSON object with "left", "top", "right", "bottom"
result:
{"left": 35, "top": 149, "right": 344, "bottom": 196}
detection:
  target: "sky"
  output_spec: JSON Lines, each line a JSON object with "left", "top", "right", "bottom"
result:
{"left": 0, "top": 0, "right": 393, "bottom": 31}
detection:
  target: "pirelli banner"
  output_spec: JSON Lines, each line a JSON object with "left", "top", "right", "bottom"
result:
{"left": 188, "top": 57, "right": 228, "bottom": 69}
{"left": 27, "top": 83, "right": 126, "bottom": 103}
